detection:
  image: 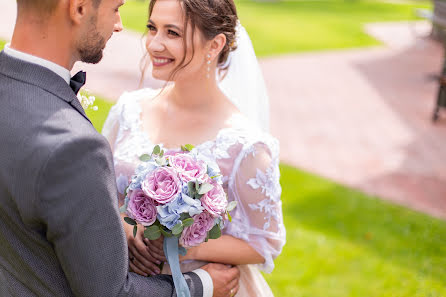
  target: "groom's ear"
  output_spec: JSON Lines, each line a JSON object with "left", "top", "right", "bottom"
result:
{"left": 69, "top": 0, "right": 93, "bottom": 25}
{"left": 209, "top": 33, "right": 227, "bottom": 59}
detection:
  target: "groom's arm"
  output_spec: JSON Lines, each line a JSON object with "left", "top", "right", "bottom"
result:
{"left": 36, "top": 132, "right": 204, "bottom": 297}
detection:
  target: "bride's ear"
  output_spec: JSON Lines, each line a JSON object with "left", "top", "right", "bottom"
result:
{"left": 208, "top": 33, "right": 227, "bottom": 61}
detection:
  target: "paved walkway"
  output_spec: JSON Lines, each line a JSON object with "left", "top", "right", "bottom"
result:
{"left": 1, "top": 3, "right": 445, "bottom": 219}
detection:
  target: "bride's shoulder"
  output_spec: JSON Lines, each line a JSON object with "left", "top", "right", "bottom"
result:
{"left": 228, "top": 114, "right": 279, "bottom": 155}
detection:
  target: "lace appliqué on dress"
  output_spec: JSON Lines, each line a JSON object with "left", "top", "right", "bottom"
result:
{"left": 247, "top": 159, "right": 281, "bottom": 230}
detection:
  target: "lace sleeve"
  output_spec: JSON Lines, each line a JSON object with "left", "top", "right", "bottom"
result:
{"left": 226, "top": 138, "right": 286, "bottom": 273}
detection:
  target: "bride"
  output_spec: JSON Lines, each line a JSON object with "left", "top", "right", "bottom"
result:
{"left": 102, "top": 0, "right": 286, "bottom": 295}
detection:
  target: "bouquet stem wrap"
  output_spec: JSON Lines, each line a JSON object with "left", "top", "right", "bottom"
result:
{"left": 164, "top": 236, "right": 191, "bottom": 297}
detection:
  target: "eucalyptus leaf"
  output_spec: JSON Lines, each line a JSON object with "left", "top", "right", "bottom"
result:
{"left": 188, "top": 181, "right": 196, "bottom": 196}
{"left": 184, "top": 144, "right": 194, "bottom": 151}
{"left": 139, "top": 154, "right": 151, "bottom": 162}
{"left": 180, "top": 213, "right": 192, "bottom": 221}
{"left": 182, "top": 218, "right": 194, "bottom": 227}
{"left": 208, "top": 224, "right": 221, "bottom": 239}
{"left": 124, "top": 217, "right": 137, "bottom": 226}
{"left": 226, "top": 201, "right": 237, "bottom": 212}
{"left": 195, "top": 181, "right": 200, "bottom": 192}
{"left": 172, "top": 223, "right": 184, "bottom": 235}
{"left": 198, "top": 183, "right": 214, "bottom": 195}
{"left": 133, "top": 225, "right": 137, "bottom": 238}
{"left": 144, "top": 225, "right": 161, "bottom": 240}
{"left": 160, "top": 227, "right": 173, "bottom": 238}
{"left": 152, "top": 145, "right": 161, "bottom": 155}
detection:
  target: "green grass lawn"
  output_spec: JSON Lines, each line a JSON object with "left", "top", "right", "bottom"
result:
{"left": 120, "top": 0, "right": 431, "bottom": 56}
{"left": 88, "top": 100, "right": 446, "bottom": 297}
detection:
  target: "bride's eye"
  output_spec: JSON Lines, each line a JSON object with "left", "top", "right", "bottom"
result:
{"left": 168, "top": 30, "right": 180, "bottom": 37}
{"left": 147, "top": 24, "right": 156, "bottom": 32}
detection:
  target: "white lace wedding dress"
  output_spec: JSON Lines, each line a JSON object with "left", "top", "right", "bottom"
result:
{"left": 102, "top": 88, "right": 286, "bottom": 297}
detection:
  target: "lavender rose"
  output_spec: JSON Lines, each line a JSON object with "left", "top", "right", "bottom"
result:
{"left": 169, "top": 154, "right": 207, "bottom": 182}
{"left": 127, "top": 189, "right": 157, "bottom": 226}
{"left": 142, "top": 167, "right": 182, "bottom": 204}
{"left": 180, "top": 212, "right": 215, "bottom": 248}
{"left": 201, "top": 182, "right": 228, "bottom": 217}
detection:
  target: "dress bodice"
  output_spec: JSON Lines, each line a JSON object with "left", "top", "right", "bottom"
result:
{"left": 102, "top": 88, "right": 285, "bottom": 273}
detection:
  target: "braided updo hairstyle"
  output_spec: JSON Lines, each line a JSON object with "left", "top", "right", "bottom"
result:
{"left": 143, "top": 0, "right": 239, "bottom": 83}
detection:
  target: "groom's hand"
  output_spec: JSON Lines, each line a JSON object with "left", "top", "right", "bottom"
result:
{"left": 202, "top": 263, "right": 240, "bottom": 297}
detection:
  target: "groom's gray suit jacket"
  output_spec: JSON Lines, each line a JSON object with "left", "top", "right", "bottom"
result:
{"left": 0, "top": 51, "right": 203, "bottom": 296}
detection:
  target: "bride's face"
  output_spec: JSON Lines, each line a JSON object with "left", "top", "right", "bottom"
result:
{"left": 146, "top": 0, "right": 209, "bottom": 82}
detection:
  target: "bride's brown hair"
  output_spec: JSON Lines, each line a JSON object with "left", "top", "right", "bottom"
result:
{"left": 140, "top": 0, "right": 239, "bottom": 86}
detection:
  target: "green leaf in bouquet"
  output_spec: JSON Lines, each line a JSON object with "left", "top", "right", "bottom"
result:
{"left": 185, "top": 144, "right": 194, "bottom": 151}
{"left": 204, "top": 236, "right": 209, "bottom": 243}
{"left": 181, "top": 144, "right": 194, "bottom": 152}
{"left": 139, "top": 154, "right": 151, "bottom": 162}
{"left": 179, "top": 247, "right": 187, "bottom": 256}
{"left": 208, "top": 224, "right": 222, "bottom": 239}
{"left": 180, "top": 213, "right": 192, "bottom": 221}
{"left": 159, "top": 150, "right": 164, "bottom": 157}
{"left": 195, "top": 193, "right": 204, "bottom": 200}
{"left": 195, "top": 180, "right": 200, "bottom": 192}
{"left": 144, "top": 225, "right": 161, "bottom": 240}
{"left": 226, "top": 201, "right": 237, "bottom": 212}
{"left": 210, "top": 174, "right": 221, "bottom": 179}
{"left": 227, "top": 211, "right": 232, "bottom": 222}
{"left": 188, "top": 181, "right": 196, "bottom": 196}
{"left": 172, "top": 222, "right": 184, "bottom": 235}
{"left": 160, "top": 226, "right": 173, "bottom": 238}
{"left": 124, "top": 217, "right": 137, "bottom": 226}
{"left": 133, "top": 225, "right": 137, "bottom": 238}
{"left": 152, "top": 145, "right": 161, "bottom": 156}
{"left": 182, "top": 218, "right": 194, "bottom": 227}
{"left": 198, "top": 183, "right": 214, "bottom": 195}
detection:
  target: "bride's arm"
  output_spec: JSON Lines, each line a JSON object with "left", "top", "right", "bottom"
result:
{"left": 181, "top": 235, "right": 265, "bottom": 265}
{"left": 183, "top": 140, "right": 285, "bottom": 270}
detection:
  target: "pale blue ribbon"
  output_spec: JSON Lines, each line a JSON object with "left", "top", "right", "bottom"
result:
{"left": 164, "top": 236, "right": 191, "bottom": 297}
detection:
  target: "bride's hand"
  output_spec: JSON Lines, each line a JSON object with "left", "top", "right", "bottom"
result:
{"left": 144, "top": 236, "right": 166, "bottom": 263}
{"left": 124, "top": 222, "right": 163, "bottom": 276}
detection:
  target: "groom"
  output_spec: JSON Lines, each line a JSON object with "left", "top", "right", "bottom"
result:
{"left": 0, "top": 0, "right": 240, "bottom": 296}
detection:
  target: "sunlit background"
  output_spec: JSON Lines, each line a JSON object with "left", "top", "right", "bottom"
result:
{"left": 2, "top": 0, "right": 446, "bottom": 296}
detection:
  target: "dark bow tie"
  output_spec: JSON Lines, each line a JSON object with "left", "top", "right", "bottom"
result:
{"left": 70, "top": 71, "right": 86, "bottom": 95}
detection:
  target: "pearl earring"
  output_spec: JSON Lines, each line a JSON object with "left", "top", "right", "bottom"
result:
{"left": 206, "top": 53, "right": 211, "bottom": 79}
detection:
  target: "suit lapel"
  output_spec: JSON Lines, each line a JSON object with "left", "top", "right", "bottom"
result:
{"left": 0, "top": 51, "right": 92, "bottom": 124}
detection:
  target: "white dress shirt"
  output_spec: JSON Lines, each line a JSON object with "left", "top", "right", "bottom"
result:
{"left": 2, "top": 43, "right": 214, "bottom": 297}
{"left": 3, "top": 43, "right": 71, "bottom": 85}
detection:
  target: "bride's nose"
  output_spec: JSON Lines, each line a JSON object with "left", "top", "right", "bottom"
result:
{"left": 146, "top": 33, "right": 166, "bottom": 53}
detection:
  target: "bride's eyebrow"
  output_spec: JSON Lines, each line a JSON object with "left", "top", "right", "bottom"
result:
{"left": 148, "top": 19, "right": 183, "bottom": 33}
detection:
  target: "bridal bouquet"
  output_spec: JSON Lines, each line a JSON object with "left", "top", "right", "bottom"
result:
{"left": 121, "top": 144, "right": 236, "bottom": 297}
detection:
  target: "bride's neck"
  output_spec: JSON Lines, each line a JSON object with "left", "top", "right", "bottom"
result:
{"left": 168, "top": 75, "right": 223, "bottom": 111}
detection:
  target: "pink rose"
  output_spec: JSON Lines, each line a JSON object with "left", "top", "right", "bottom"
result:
{"left": 179, "top": 212, "right": 215, "bottom": 248}
{"left": 127, "top": 189, "right": 157, "bottom": 226}
{"left": 142, "top": 167, "right": 181, "bottom": 204}
{"left": 168, "top": 154, "right": 207, "bottom": 182}
{"left": 201, "top": 182, "right": 228, "bottom": 217}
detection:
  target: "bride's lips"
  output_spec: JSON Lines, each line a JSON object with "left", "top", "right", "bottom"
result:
{"left": 152, "top": 56, "right": 174, "bottom": 67}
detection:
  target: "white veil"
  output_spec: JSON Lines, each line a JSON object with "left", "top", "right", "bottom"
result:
{"left": 218, "top": 22, "right": 270, "bottom": 132}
